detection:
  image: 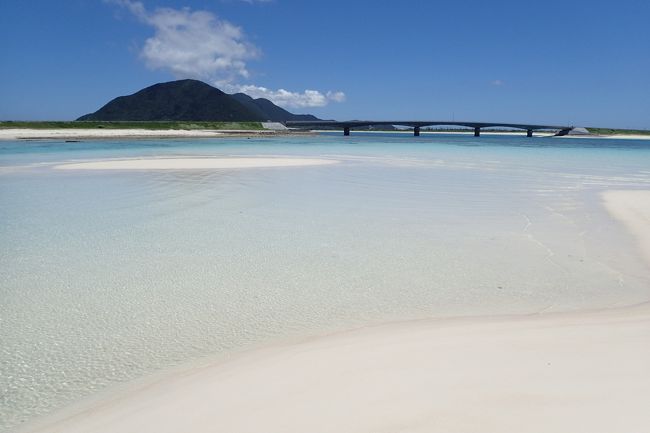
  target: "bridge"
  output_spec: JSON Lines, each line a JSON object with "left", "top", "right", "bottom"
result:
{"left": 285, "top": 120, "right": 573, "bottom": 137}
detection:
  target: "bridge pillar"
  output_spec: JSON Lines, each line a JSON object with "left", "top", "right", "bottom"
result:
{"left": 474, "top": 127, "right": 480, "bottom": 137}
{"left": 343, "top": 126, "right": 350, "bottom": 136}
{"left": 414, "top": 126, "right": 420, "bottom": 137}
{"left": 527, "top": 129, "right": 533, "bottom": 137}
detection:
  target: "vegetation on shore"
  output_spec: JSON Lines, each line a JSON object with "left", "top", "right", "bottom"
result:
{"left": 586, "top": 127, "right": 650, "bottom": 136}
{"left": 0, "top": 121, "right": 264, "bottom": 130}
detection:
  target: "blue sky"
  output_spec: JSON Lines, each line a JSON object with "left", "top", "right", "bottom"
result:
{"left": 1, "top": 0, "right": 649, "bottom": 128}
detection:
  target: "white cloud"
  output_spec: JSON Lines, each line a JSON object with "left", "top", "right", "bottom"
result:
{"left": 112, "top": 0, "right": 259, "bottom": 82}
{"left": 326, "top": 91, "right": 346, "bottom": 103}
{"left": 491, "top": 79, "right": 504, "bottom": 86}
{"left": 111, "top": 1, "right": 345, "bottom": 108}
{"left": 229, "top": 85, "right": 346, "bottom": 108}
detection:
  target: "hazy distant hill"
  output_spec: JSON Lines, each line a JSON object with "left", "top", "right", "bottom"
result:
{"left": 230, "top": 93, "right": 319, "bottom": 122}
{"left": 78, "top": 79, "right": 320, "bottom": 122}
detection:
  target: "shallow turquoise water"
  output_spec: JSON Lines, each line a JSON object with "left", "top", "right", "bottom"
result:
{"left": 1, "top": 133, "right": 650, "bottom": 431}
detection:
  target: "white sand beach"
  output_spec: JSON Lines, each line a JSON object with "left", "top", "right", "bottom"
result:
{"left": 54, "top": 157, "right": 339, "bottom": 170}
{"left": 0, "top": 129, "right": 287, "bottom": 141}
{"left": 21, "top": 189, "right": 650, "bottom": 433}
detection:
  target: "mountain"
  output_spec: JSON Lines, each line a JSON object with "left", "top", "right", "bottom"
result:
{"left": 78, "top": 80, "right": 260, "bottom": 121}
{"left": 230, "top": 93, "right": 319, "bottom": 122}
{"left": 77, "top": 79, "right": 320, "bottom": 122}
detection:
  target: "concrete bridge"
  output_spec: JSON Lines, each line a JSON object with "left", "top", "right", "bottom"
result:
{"left": 285, "top": 120, "right": 573, "bottom": 137}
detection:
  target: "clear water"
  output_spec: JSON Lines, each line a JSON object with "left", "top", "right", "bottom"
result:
{"left": 1, "top": 133, "right": 650, "bottom": 431}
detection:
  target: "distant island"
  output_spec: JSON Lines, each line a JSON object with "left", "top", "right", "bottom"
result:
{"left": 77, "top": 79, "right": 320, "bottom": 123}
{"left": 0, "top": 79, "right": 648, "bottom": 138}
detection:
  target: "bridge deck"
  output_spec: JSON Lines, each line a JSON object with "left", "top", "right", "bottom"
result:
{"left": 285, "top": 120, "right": 572, "bottom": 137}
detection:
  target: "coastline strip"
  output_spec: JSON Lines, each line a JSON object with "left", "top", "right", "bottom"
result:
{"left": 0, "top": 128, "right": 302, "bottom": 141}
{"left": 2, "top": 128, "right": 649, "bottom": 140}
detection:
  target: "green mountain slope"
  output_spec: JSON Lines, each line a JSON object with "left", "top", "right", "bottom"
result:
{"left": 78, "top": 79, "right": 321, "bottom": 122}
{"left": 230, "top": 93, "right": 319, "bottom": 122}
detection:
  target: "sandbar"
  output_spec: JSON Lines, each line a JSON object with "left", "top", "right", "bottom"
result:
{"left": 54, "top": 157, "right": 339, "bottom": 170}
{"left": 21, "top": 190, "right": 650, "bottom": 433}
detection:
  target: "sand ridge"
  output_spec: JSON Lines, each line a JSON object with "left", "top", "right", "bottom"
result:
{"left": 603, "top": 190, "right": 650, "bottom": 265}
{"left": 54, "top": 157, "right": 339, "bottom": 170}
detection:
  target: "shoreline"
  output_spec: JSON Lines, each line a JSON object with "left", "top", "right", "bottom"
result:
{"left": 2, "top": 128, "right": 649, "bottom": 141}
{"left": 21, "top": 303, "right": 650, "bottom": 433}
{"left": 0, "top": 128, "right": 311, "bottom": 141}
{"left": 19, "top": 189, "right": 650, "bottom": 433}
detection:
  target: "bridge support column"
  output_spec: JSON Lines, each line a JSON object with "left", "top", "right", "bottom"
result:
{"left": 414, "top": 126, "right": 420, "bottom": 137}
{"left": 527, "top": 129, "right": 533, "bottom": 137}
{"left": 343, "top": 127, "right": 350, "bottom": 136}
{"left": 474, "top": 127, "right": 480, "bottom": 137}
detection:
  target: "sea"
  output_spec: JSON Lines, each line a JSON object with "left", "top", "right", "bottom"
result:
{"left": 1, "top": 132, "right": 650, "bottom": 431}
